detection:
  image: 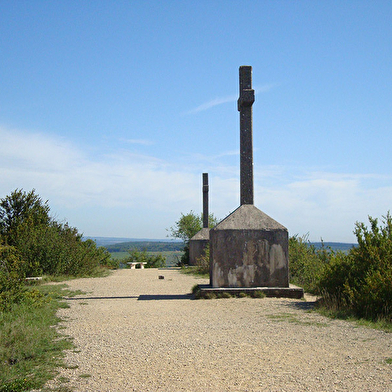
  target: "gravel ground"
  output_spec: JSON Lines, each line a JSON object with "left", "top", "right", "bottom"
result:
{"left": 43, "top": 268, "right": 392, "bottom": 392}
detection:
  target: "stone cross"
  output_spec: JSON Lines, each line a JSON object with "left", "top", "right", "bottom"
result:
{"left": 237, "top": 66, "right": 255, "bottom": 205}
{"left": 202, "top": 173, "right": 209, "bottom": 228}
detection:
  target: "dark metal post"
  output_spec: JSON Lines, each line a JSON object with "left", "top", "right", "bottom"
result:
{"left": 202, "top": 173, "right": 209, "bottom": 228}
{"left": 237, "top": 66, "right": 255, "bottom": 205}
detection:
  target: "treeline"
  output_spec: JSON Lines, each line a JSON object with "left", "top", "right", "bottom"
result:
{"left": 106, "top": 241, "right": 185, "bottom": 253}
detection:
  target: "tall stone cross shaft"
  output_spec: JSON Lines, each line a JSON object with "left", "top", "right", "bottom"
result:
{"left": 202, "top": 173, "right": 209, "bottom": 228}
{"left": 237, "top": 66, "right": 255, "bottom": 205}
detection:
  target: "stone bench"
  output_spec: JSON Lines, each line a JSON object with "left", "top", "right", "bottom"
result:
{"left": 127, "top": 262, "right": 147, "bottom": 269}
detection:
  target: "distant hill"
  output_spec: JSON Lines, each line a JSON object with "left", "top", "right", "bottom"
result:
{"left": 85, "top": 237, "right": 356, "bottom": 254}
{"left": 84, "top": 236, "right": 182, "bottom": 248}
{"left": 311, "top": 242, "right": 357, "bottom": 252}
{"left": 105, "top": 240, "right": 185, "bottom": 253}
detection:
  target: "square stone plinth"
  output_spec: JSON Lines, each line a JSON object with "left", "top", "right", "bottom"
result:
{"left": 189, "top": 228, "right": 210, "bottom": 266}
{"left": 210, "top": 205, "right": 289, "bottom": 288}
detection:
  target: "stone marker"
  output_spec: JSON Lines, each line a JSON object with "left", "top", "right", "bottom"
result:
{"left": 206, "top": 66, "right": 302, "bottom": 297}
{"left": 189, "top": 173, "right": 210, "bottom": 266}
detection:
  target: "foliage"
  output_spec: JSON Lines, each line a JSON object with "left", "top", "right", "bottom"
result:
{"left": 180, "top": 266, "right": 209, "bottom": 279}
{"left": 0, "top": 189, "right": 111, "bottom": 280}
{"left": 125, "top": 249, "right": 166, "bottom": 268}
{"left": 12, "top": 221, "right": 111, "bottom": 277}
{"left": 168, "top": 211, "right": 219, "bottom": 242}
{"left": 102, "top": 256, "right": 120, "bottom": 270}
{"left": 0, "top": 244, "right": 27, "bottom": 312}
{"left": 289, "top": 234, "right": 332, "bottom": 293}
{"left": 0, "top": 284, "right": 75, "bottom": 392}
{"left": 319, "top": 213, "right": 392, "bottom": 321}
{"left": 0, "top": 189, "right": 50, "bottom": 246}
{"left": 195, "top": 243, "right": 210, "bottom": 275}
{"left": 168, "top": 211, "right": 202, "bottom": 243}
{"left": 168, "top": 211, "right": 219, "bottom": 265}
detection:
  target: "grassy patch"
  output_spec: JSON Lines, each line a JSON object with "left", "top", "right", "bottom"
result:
{"left": 0, "top": 284, "right": 77, "bottom": 392}
{"left": 78, "top": 374, "right": 91, "bottom": 379}
{"left": 315, "top": 303, "right": 392, "bottom": 332}
{"left": 251, "top": 290, "right": 266, "bottom": 298}
{"left": 180, "top": 266, "right": 209, "bottom": 279}
{"left": 267, "top": 313, "right": 328, "bottom": 327}
{"left": 386, "top": 358, "right": 392, "bottom": 365}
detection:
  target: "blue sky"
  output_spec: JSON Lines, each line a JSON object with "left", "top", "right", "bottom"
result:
{"left": 1, "top": 1, "right": 391, "bottom": 242}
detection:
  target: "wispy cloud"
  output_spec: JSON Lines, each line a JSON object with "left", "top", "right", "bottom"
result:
{"left": 185, "top": 83, "right": 277, "bottom": 115}
{"left": 121, "top": 138, "right": 154, "bottom": 146}
{"left": 185, "top": 94, "right": 237, "bottom": 115}
{"left": 0, "top": 127, "right": 196, "bottom": 210}
{"left": 254, "top": 168, "right": 392, "bottom": 242}
{"left": 1, "top": 126, "right": 391, "bottom": 241}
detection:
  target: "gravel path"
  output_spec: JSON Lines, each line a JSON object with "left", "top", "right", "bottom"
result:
{"left": 44, "top": 269, "right": 391, "bottom": 392}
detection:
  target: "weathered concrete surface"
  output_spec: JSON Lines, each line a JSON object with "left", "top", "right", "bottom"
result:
{"left": 189, "top": 228, "right": 210, "bottom": 266}
{"left": 202, "top": 173, "right": 209, "bottom": 228}
{"left": 238, "top": 65, "right": 255, "bottom": 206}
{"left": 210, "top": 205, "right": 289, "bottom": 288}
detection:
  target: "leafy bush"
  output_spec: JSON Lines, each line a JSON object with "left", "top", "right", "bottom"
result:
{"left": 0, "top": 189, "right": 111, "bottom": 278}
{"left": 319, "top": 213, "right": 392, "bottom": 321}
{"left": 13, "top": 221, "right": 111, "bottom": 276}
{"left": 0, "top": 244, "right": 26, "bottom": 311}
{"left": 125, "top": 249, "right": 166, "bottom": 268}
{"left": 289, "top": 235, "right": 331, "bottom": 293}
{"left": 195, "top": 243, "right": 210, "bottom": 275}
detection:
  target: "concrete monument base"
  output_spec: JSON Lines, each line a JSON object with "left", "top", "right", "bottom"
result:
{"left": 210, "top": 204, "right": 290, "bottom": 288}
{"left": 189, "top": 227, "right": 210, "bottom": 266}
{"left": 196, "top": 284, "right": 304, "bottom": 299}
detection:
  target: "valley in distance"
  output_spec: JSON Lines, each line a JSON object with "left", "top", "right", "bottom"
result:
{"left": 84, "top": 237, "right": 185, "bottom": 266}
{"left": 85, "top": 236, "right": 357, "bottom": 267}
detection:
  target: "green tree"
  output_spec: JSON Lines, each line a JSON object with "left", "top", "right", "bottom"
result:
{"left": 168, "top": 211, "right": 219, "bottom": 242}
{"left": 167, "top": 211, "right": 219, "bottom": 265}
{"left": 289, "top": 234, "right": 332, "bottom": 293}
{"left": 0, "top": 189, "right": 51, "bottom": 245}
{"left": 0, "top": 189, "right": 111, "bottom": 277}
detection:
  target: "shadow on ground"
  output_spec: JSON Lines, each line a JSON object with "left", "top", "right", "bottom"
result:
{"left": 64, "top": 296, "right": 138, "bottom": 300}
{"left": 138, "top": 294, "right": 193, "bottom": 301}
{"left": 283, "top": 300, "right": 317, "bottom": 311}
{"left": 64, "top": 294, "right": 193, "bottom": 301}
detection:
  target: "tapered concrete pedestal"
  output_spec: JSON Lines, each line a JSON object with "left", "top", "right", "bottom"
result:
{"left": 189, "top": 228, "right": 210, "bottom": 266}
{"left": 210, "top": 205, "right": 289, "bottom": 288}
